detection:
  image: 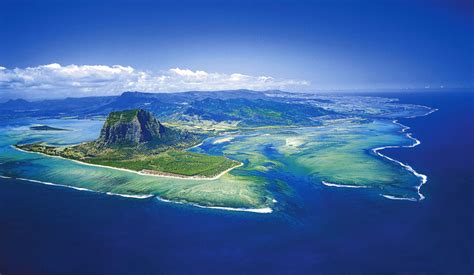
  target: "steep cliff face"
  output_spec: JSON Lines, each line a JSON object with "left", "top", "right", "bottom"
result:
{"left": 97, "top": 109, "right": 199, "bottom": 148}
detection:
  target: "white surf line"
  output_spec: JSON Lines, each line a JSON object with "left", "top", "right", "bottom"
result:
{"left": 10, "top": 147, "right": 270, "bottom": 213}
{"left": 194, "top": 204, "right": 273, "bottom": 214}
{"left": 1, "top": 174, "right": 272, "bottom": 213}
{"left": 0, "top": 174, "right": 153, "bottom": 199}
{"left": 105, "top": 192, "right": 154, "bottom": 199}
{"left": 381, "top": 194, "right": 418, "bottom": 202}
{"left": 423, "top": 108, "right": 438, "bottom": 116}
{"left": 13, "top": 146, "right": 243, "bottom": 181}
{"left": 321, "top": 180, "right": 370, "bottom": 188}
{"left": 186, "top": 141, "right": 204, "bottom": 150}
{"left": 406, "top": 107, "right": 439, "bottom": 119}
{"left": 372, "top": 118, "right": 433, "bottom": 201}
{"left": 156, "top": 197, "right": 273, "bottom": 214}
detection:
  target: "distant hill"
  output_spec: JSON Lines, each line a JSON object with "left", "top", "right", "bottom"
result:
{"left": 0, "top": 90, "right": 333, "bottom": 127}
{"left": 185, "top": 98, "right": 330, "bottom": 126}
{"left": 0, "top": 95, "right": 116, "bottom": 117}
{"left": 0, "top": 90, "right": 271, "bottom": 119}
{"left": 96, "top": 109, "right": 201, "bottom": 148}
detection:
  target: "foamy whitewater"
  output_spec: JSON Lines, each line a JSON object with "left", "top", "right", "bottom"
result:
{"left": 371, "top": 109, "right": 436, "bottom": 201}
{"left": 10, "top": 143, "right": 272, "bottom": 213}
{"left": 322, "top": 181, "right": 370, "bottom": 188}
{"left": 156, "top": 197, "right": 273, "bottom": 214}
{"left": 321, "top": 107, "right": 437, "bottom": 202}
{"left": 381, "top": 194, "right": 417, "bottom": 202}
{"left": 0, "top": 175, "right": 153, "bottom": 199}
{"left": 0, "top": 175, "right": 272, "bottom": 213}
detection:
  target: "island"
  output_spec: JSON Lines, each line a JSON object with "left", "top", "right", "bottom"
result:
{"left": 30, "top": 125, "right": 70, "bottom": 131}
{"left": 3, "top": 91, "right": 436, "bottom": 210}
{"left": 17, "top": 109, "right": 241, "bottom": 178}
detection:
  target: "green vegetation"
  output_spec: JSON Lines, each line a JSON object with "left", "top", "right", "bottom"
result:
{"left": 105, "top": 109, "right": 139, "bottom": 124}
{"left": 184, "top": 98, "right": 329, "bottom": 127}
{"left": 16, "top": 143, "right": 240, "bottom": 177}
{"left": 17, "top": 109, "right": 240, "bottom": 178}
{"left": 87, "top": 150, "right": 240, "bottom": 177}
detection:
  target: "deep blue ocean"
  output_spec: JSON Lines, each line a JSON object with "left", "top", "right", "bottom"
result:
{"left": 0, "top": 91, "right": 472, "bottom": 274}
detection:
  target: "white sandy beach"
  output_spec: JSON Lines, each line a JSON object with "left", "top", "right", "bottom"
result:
{"left": 13, "top": 145, "right": 243, "bottom": 181}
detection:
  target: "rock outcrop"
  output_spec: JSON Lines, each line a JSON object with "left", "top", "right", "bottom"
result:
{"left": 97, "top": 109, "right": 200, "bottom": 148}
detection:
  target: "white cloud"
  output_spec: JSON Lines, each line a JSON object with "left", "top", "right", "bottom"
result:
{"left": 169, "top": 68, "right": 209, "bottom": 79}
{"left": 0, "top": 63, "right": 309, "bottom": 99}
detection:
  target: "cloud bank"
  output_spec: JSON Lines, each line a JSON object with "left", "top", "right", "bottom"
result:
{"left": 0, "top": 64, "right": 309, "bottom": 100}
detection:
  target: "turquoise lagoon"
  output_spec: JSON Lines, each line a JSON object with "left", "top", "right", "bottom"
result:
{"left": 0, "top": 114, "right": 425, "bottom": 211}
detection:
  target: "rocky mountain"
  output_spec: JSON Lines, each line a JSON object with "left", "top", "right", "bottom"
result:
{"left": 96, "top": 109, "right": 201, "bottom": 148}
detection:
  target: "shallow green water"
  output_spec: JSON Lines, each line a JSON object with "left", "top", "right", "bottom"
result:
{"left": 0, "top": 115, "right": 422, "bottom": 210}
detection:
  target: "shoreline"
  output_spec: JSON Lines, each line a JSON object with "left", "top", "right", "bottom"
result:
{"left": 381, "top": 194, "right": 418, "bottom": 202}
{"left": 321, "top": 108, "right": 437, "bottom": 201}
{"left": 156, "top": 197, "right": 273, "bottom": 213}
{"left": 372, "top": 108, "right": 437, "bottom": 201}
{"left": 322, "top": 181, "right": 370, "bottom": 188}
{"left": 10, "top": 143, "right": 272, "bottom": 214}
{"left": 371, "top": 120, "right": 427, "bottom": 201}
{"left": 13, "top": 146, "right": 243, "bottom": 181}
{"left": 0, "top": 175, "right": 272, "bottom": 214}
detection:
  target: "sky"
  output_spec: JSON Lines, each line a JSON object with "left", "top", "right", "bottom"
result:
{"left": 0, "top": 0, "right": 472, "bottom": 100}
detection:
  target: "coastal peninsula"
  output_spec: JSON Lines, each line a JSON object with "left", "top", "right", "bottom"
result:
{"left": 17, "top": 109, "right": 241, "bottom": 178}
